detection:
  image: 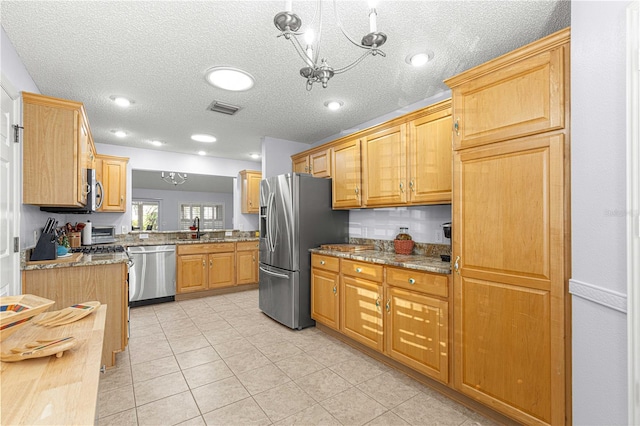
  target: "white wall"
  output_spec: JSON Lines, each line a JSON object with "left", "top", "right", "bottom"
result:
{"left": 571, "top": 2, "right": 629, "bottom": 424}
{"left": 131, "top": 188, "right": 233, "bottom": 230}
{"left": 261, "top": 136, "right": 309, "bottom": 179}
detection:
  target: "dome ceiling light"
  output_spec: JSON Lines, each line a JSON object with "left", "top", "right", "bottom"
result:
{"left": 109, "top": 95, "right": 133, "bottom": 107}
{"left": 405, "top": 51, "right": 434, "bottom": 67}
{"left": 324, "top": 100, "right": 344, "bottom": 111}
{"left": 191, "top": 134, "right": 217, "bottom": 143}
{"left": 205, "top": 67, "right": 255, "bottom": 91}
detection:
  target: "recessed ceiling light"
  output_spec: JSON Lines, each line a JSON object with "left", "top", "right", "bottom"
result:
{"left": 324, "top": 100, "right": 344, "bottom": 111}
{"left": 109, "top": 95, "right": 133, "bottom": 107}
{"left": 191, "top": 134, "right": 217, "bottom": 143}
{"left": 405, "top": 51, "right": 434, "bottom": 67}
{"left": 205, "top": 67, "right": 255, "bottom": 91}
{"left": 250, "top": 153, "right": 261, "bottom": 159}
{"left": 149, "top": 140, "right": 163, "bottom": 146}
{"left": 111, "top": 130, "right": 127, "bottom": 138}
{"left": 198, "top": 151, "right": 207, "bottom": 156}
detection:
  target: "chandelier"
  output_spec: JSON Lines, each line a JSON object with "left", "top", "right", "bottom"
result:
{"left": 161, "top": 172, "right": 187, "bottom": 186}
{"left": 274, "top": 0, "right": 387, "bottom": 90}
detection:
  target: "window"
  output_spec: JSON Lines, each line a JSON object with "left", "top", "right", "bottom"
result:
{"left": 132, "top": 200, "right": 160, "bottom": 231}
{"left": 180, "top": 203, "right": 224, "bottom": 230}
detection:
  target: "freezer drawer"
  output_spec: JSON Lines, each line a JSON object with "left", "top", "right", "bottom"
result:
{"left": 259, "top": 263, "right": 313, "bottom": 330}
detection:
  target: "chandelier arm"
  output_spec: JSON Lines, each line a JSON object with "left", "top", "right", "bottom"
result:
{"left": 332, "top": 0, "right": 369, "bottom": 50}
{"left": 289, "top": 36, "right": 316, "bottom": 67}
{"left": 332, "top": 50, "right": 374, "bottom": 74}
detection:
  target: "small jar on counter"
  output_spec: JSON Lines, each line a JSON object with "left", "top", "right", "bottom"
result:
{"left": 394, "top": 227, "right": 415, "bottom": 254}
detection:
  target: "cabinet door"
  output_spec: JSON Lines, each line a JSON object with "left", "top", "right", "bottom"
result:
{"left": 77, "top": 116, "right": 90, "bottom": 205}
{"left": 361, "top": 124, "right": 407, "bottom": 207}
{"left": 332, "top": 138, "right": 362, "bottom": 209}
{"left": 209, "top": 252, "right": 235, "bottom": 289}
{"left": 310, "top": 149, "right": 331, "bottom": 178}
{"left": 236, "top": 249, "right": 257, "bottom": 285}
{"left": 292, "top": 156, "right": 309, "bottom": 173}
{"left": 177, "top": 254, "right": 208, "bottom": 293}
{"left": 447, "top": 46, "right": 566, "bottom": 150}
{"left": 408, "top": 104, "right": 452, "bottom": 204}
{"left": 247, "top": 172, "right": 261, "bottom": 214}
{"left": 311, "top": 267, "right": 340, "bottom": 330}
{"left": 453, "top": 134, "right": 566, "bottom": 425}
{"left": 385, "top": 286, "right": 448, "bottom": 383}
{"left": 340, "top": 275, "right": 383, "bottom": 351}
{"left": 100, "top": 156, "right": 127, "bottom": 212}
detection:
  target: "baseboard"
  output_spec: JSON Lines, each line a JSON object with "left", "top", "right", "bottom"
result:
{"left": 175, "top": 283, "right": 258, "bottom": 301}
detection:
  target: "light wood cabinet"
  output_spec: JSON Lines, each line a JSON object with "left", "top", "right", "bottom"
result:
{"left": 96, "top": 154, "right": 128, "bottom": 212}
{"left": 176, "top": 242, "right": 239, "bottom": 294}
{"left": 361, "top": 124, "right": 408, "bottom": 207}
{"left": 22, "top": 263, "right": 128, "bottom": 369}
{"left": 331, "top": 138, "right": 363, "bottom": 209}
{"left": 236, "top": 241, "right": 259, "bottom": 285}
{"left": 22, "top": 92, "right": 96, "bottom": 207}
{"left": 291, "top": 148, "right": 332, "bottom": 177}
{"left": 407, "top": 101, "right": 453, "bottom": 204}
{"left": 445, "top": 28, "right": 570, "bottom": 426}
{"left": 310, "top": 254, "right": 341, "bottom": 330}
{"left": 340, "top": 259, "right": 384, "bottom": 351}
{"left": 240, "top": 170, "right": 261, "bottom": 214}
{"left": 177, "top": 253, "right": 208, "bottom": 293}
{"left": 208, "top": 252, "right": 235, "bottom": 289}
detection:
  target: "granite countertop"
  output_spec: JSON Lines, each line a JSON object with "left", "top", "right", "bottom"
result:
{"left": 309, "top": 248, "right": 452, "bottom": 275}
{"left": 22, "top": 251, "right": 130, "bottom": 271}
{"left": 127, "top": 237, "right": 259, "bottom": 247}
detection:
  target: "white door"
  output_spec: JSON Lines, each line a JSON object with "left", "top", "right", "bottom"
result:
{"left": 0, "top": 82, "right": 20, "bottom": 296}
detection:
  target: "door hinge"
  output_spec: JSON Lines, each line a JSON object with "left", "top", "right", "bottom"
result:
{"left": 13, "top": 237, "right": 20, "bottom": 253}
{"left": 12, "top": 125, "right": 23, "bottom": 144}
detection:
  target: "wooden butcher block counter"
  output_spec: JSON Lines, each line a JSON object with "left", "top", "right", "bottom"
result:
{"left": 0, "top": 305, "right": 106, "bottom": 425}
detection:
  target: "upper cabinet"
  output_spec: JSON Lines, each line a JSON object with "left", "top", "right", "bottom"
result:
{"left": 291, "top": 147, "right": 332, "bottom": 178}
{"left": 96, "top": 154, "right": 128, "bottom": 212}
{"left": 22, "top": 92, "right": 96, "bottom": 207}
{"left": 293, "top": 99, "right": 453, "bottom": 209}
{"left": 240, "top": 170, "right": 261, "bottom": 214}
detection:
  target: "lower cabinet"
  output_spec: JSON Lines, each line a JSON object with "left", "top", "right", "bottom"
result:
{"left": 310, "top": 254, "right": 340, "bottom": 331}
{"left": 177, "top": 241, "right": 259, "bottom": 295}
{"left": 22, "top": 263, "right": 128, "bottom": 369}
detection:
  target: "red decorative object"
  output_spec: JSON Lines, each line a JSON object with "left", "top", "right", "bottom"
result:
{"left": 394, "top": 239, "right": 414, "bottom": 255}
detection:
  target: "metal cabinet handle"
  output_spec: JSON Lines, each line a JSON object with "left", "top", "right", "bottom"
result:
{"left": 332, "top": 285, "right": 337, "bottom": 295}
{"left": 202, "top": 260, "right": 206, "bottom": 267}
{"left": 399, "top": 182, "right": 404, "bottom": 193}
{"left": 409, "top": 180, "right": 415, "bottom": 192}
{"left": 375, "top": 296, "right": 381, "bottom": 311}
{"left": 454, "top": 256, "right": 461, "bottom": 275}
{"left": 454, "top": 118, "right": 460, "bottom": 136}
{"left": 408, "top": 278, "right": 415, "bottom": 285}
{"left": 385, "top": 298, "right": 390, "bottom": 313}
{"left": 210, "top": 259, "right": 213, "bottom": 267}
{"left": 355, "top": 267, "right": 362, "bottom": 273}
{"left": 320, "top": 260, "right": 325, "bottom": 265}
{"left": 355, "top": 186, "right": 359, "bottom": 195}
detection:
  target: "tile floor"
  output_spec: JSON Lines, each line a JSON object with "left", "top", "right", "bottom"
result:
{"left": 97, "top": 289, "right": 496, "bottom": 426}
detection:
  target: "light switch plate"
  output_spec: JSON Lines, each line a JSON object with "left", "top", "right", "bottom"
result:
{"left": 435, "top": 230, "right": 444, "bottom": 243}
{"left": 225, "top": 231, "right": 232, "bottom": 237}
{"left": 140, "top": 233, "right": 149, "bottom": 239}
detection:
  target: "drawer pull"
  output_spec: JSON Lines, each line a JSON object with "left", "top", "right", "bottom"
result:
{"left": 332, "top": 285, "right": 337, "bottom": 295}
{"left": 210, "top": 260, "right": 213, "bottom": 267}
{"left": 375, "top": 296, "right": 381, "bottom": 311}
{"left": 408, "top": 278, "right": 415, "bottom": 285}
{"left": 385, "top": 298, "right": 391, "bottom": 313}
{"left": 355, "top": 267, "right": 362, "bottom": 273}
{"left": 320, "top": 260, "right": 325, "bottom": 265}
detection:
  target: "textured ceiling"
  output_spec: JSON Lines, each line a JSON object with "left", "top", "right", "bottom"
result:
{"left": 1, "top": 1, "right": 570, "bottom": 163}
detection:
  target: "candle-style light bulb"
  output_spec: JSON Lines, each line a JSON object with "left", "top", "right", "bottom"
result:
{"left": 369, "top": 9, "right": 377, "bottom": 32}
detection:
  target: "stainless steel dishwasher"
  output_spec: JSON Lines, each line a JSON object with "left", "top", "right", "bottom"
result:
{"left": 127, "top": 245, "right": 176, "bottom": 307}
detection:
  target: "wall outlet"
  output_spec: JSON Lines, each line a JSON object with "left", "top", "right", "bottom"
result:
{"left": 121, "top": 225, "right": 127, "bottom": 234}
{"left": 435, "top": 230, "right": 444, "bottom": 243}
{"left": 225, "top": 231, "right": 232, "bottom": 237}
{"left": 139, "top": 233, "right": 149, "bottom": 239}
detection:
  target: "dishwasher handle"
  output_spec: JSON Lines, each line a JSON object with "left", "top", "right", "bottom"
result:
{"left": 128, "top": 249, "right": 176, "bottom": 254}
{"left": 259, "top": 266, "right": 290, "bottom": 279}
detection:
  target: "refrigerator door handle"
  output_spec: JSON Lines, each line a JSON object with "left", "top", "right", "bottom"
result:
{"left": 259, "top": 266, "right": 290, "bottom": 279}
{"left": 268, "top": 192, "right": 277, "bottom": 252}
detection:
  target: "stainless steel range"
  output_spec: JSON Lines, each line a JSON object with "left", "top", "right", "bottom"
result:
{"left": 70, "top": 245, "right": 126, "bottom": 254}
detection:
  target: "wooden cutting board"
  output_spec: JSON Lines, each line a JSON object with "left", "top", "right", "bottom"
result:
{"left": 319, "top": 244, "right": 375, "bottom": 252}
{"left": 26, "top": 252, "right": 83, "bottom": 265}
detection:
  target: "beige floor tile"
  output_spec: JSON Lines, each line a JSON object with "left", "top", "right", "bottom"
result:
{"left": 329, "top": 356, "right": 390, "bottom": 385}
{"left": 115, "top": 348, "right": 131, "bottom": 367}
{"left": 97, "top": 407, "right": 138, "bottom": 426}
{"left": 128, "top": 323, "right": 165, "bottom": 340}
{"left": 273, "top": 403, "right": 341, "bottom": 426}
{"left": 203, "top": 327, "right": 243, "bottom": 345}
{"left": 195, "top": 317, "right": 233, "bottom": 333}
{"left": 275, "top": 353, "right": 325, "bottom": 380}
{"left": 234, "top": 323, "right": 277, "bottom": 338}
{"left": 320, "top": 387, "right": 387, "bottom": 426}
{"left": 257, "top": 341, "right": 303, "bottom": 362}
{"left": 98, "top": 363, "right": 132, "bottom": 393}
{"left": 136, "top": 390, "right": 201, "bottom": 426}
{"left": 182, "top": 359, "right": 234, "bottom": 389}
{"left": 129, "top": 339, "right": 174, "bottom": 365}
{"left": 202, "top": 396, "right": 271, "bottom": 426}
{"left": 176, "top": 346, "right": 221, "bottom": 370}
{"left": 191, "top": 376, "right": 250, "bottom": 414}
{"left": 155, "top": 308, "right": 189, "bottom": 323}
{"left": 97, "top": 384, "right": 135, "bottom": 419}
{"left": 356, "top": 371, "right": 422, "bottom": 409}
{"left": 308, "top": 341, "right": 365, "bottom": 367}
{"left": 131, "top": 355, "right": 180, "bottom": 383}
{"left": 133, "top": 371, "right": 189, "bottom": 406}
{"left": 162, "top": 319, "right": 202, "bottom": 338}
{"left": 236, "top": 363, "right": 292, "bottom": 395}
{"left": 224, "top": 350, "right": 273, "bottom": 375}
{"left": 213, "top": 337, "right": 257, "bottom": 358}
{"left": 168, "top": 334, "right": 211, "bottom": 354}
{"left": 249, "top": 330, "right": 289, "bottom": 348}
{"left": 365, "top": 411, "right": 411, "bottom": 426}
{"left": 253, "top": 381, "right": 317, "bottom": 422}
{"left": 176, "top": 416, "right": 207, "bottom": 426}
{"left": 294, "top": 368, "right": 352, "bottom": 403}
{"left": 392, "top": 392, "right": 469, "bottom": 426}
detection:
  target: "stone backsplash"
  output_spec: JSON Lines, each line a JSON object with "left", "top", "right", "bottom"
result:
{"left": 349, "top": 237, "right": 451, "bottom": 257}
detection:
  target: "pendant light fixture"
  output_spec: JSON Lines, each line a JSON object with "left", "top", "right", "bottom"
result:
{"left": 274, "top": 0, "right": 387, "bottom": 90}
{"left": 161, "top": 172, "right": 188, "bottom": 186}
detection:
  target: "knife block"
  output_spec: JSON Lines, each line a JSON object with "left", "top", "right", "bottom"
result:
{"left": 30, "top": 232, "right": 57, "bottom": 261}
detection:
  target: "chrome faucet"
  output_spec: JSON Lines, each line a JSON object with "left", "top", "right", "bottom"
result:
{"left": 194, "top": 216, "right": 200, "bottom": 239}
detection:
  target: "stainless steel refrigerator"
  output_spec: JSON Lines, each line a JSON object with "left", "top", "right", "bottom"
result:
{"left": 259, "top": 173, "right": 348, "bottom": 329}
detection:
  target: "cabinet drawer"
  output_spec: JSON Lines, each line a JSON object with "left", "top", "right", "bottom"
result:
{"left": 177, "top": 244, "right": 210, "bottom": 255}
{"left": 341, "top": 259, "right": 383, "bottom": 282}
{"left": 236, "top": 241, "right": 259, "bottom": 251}
{"left": 386, "top": 266, "right": 448, "bottom": 298}
{"left": 207, "top": 242, "right": 235, "bottom": 253}
{"left": 311, "top": 254, "right": 340, "bottom": 272}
